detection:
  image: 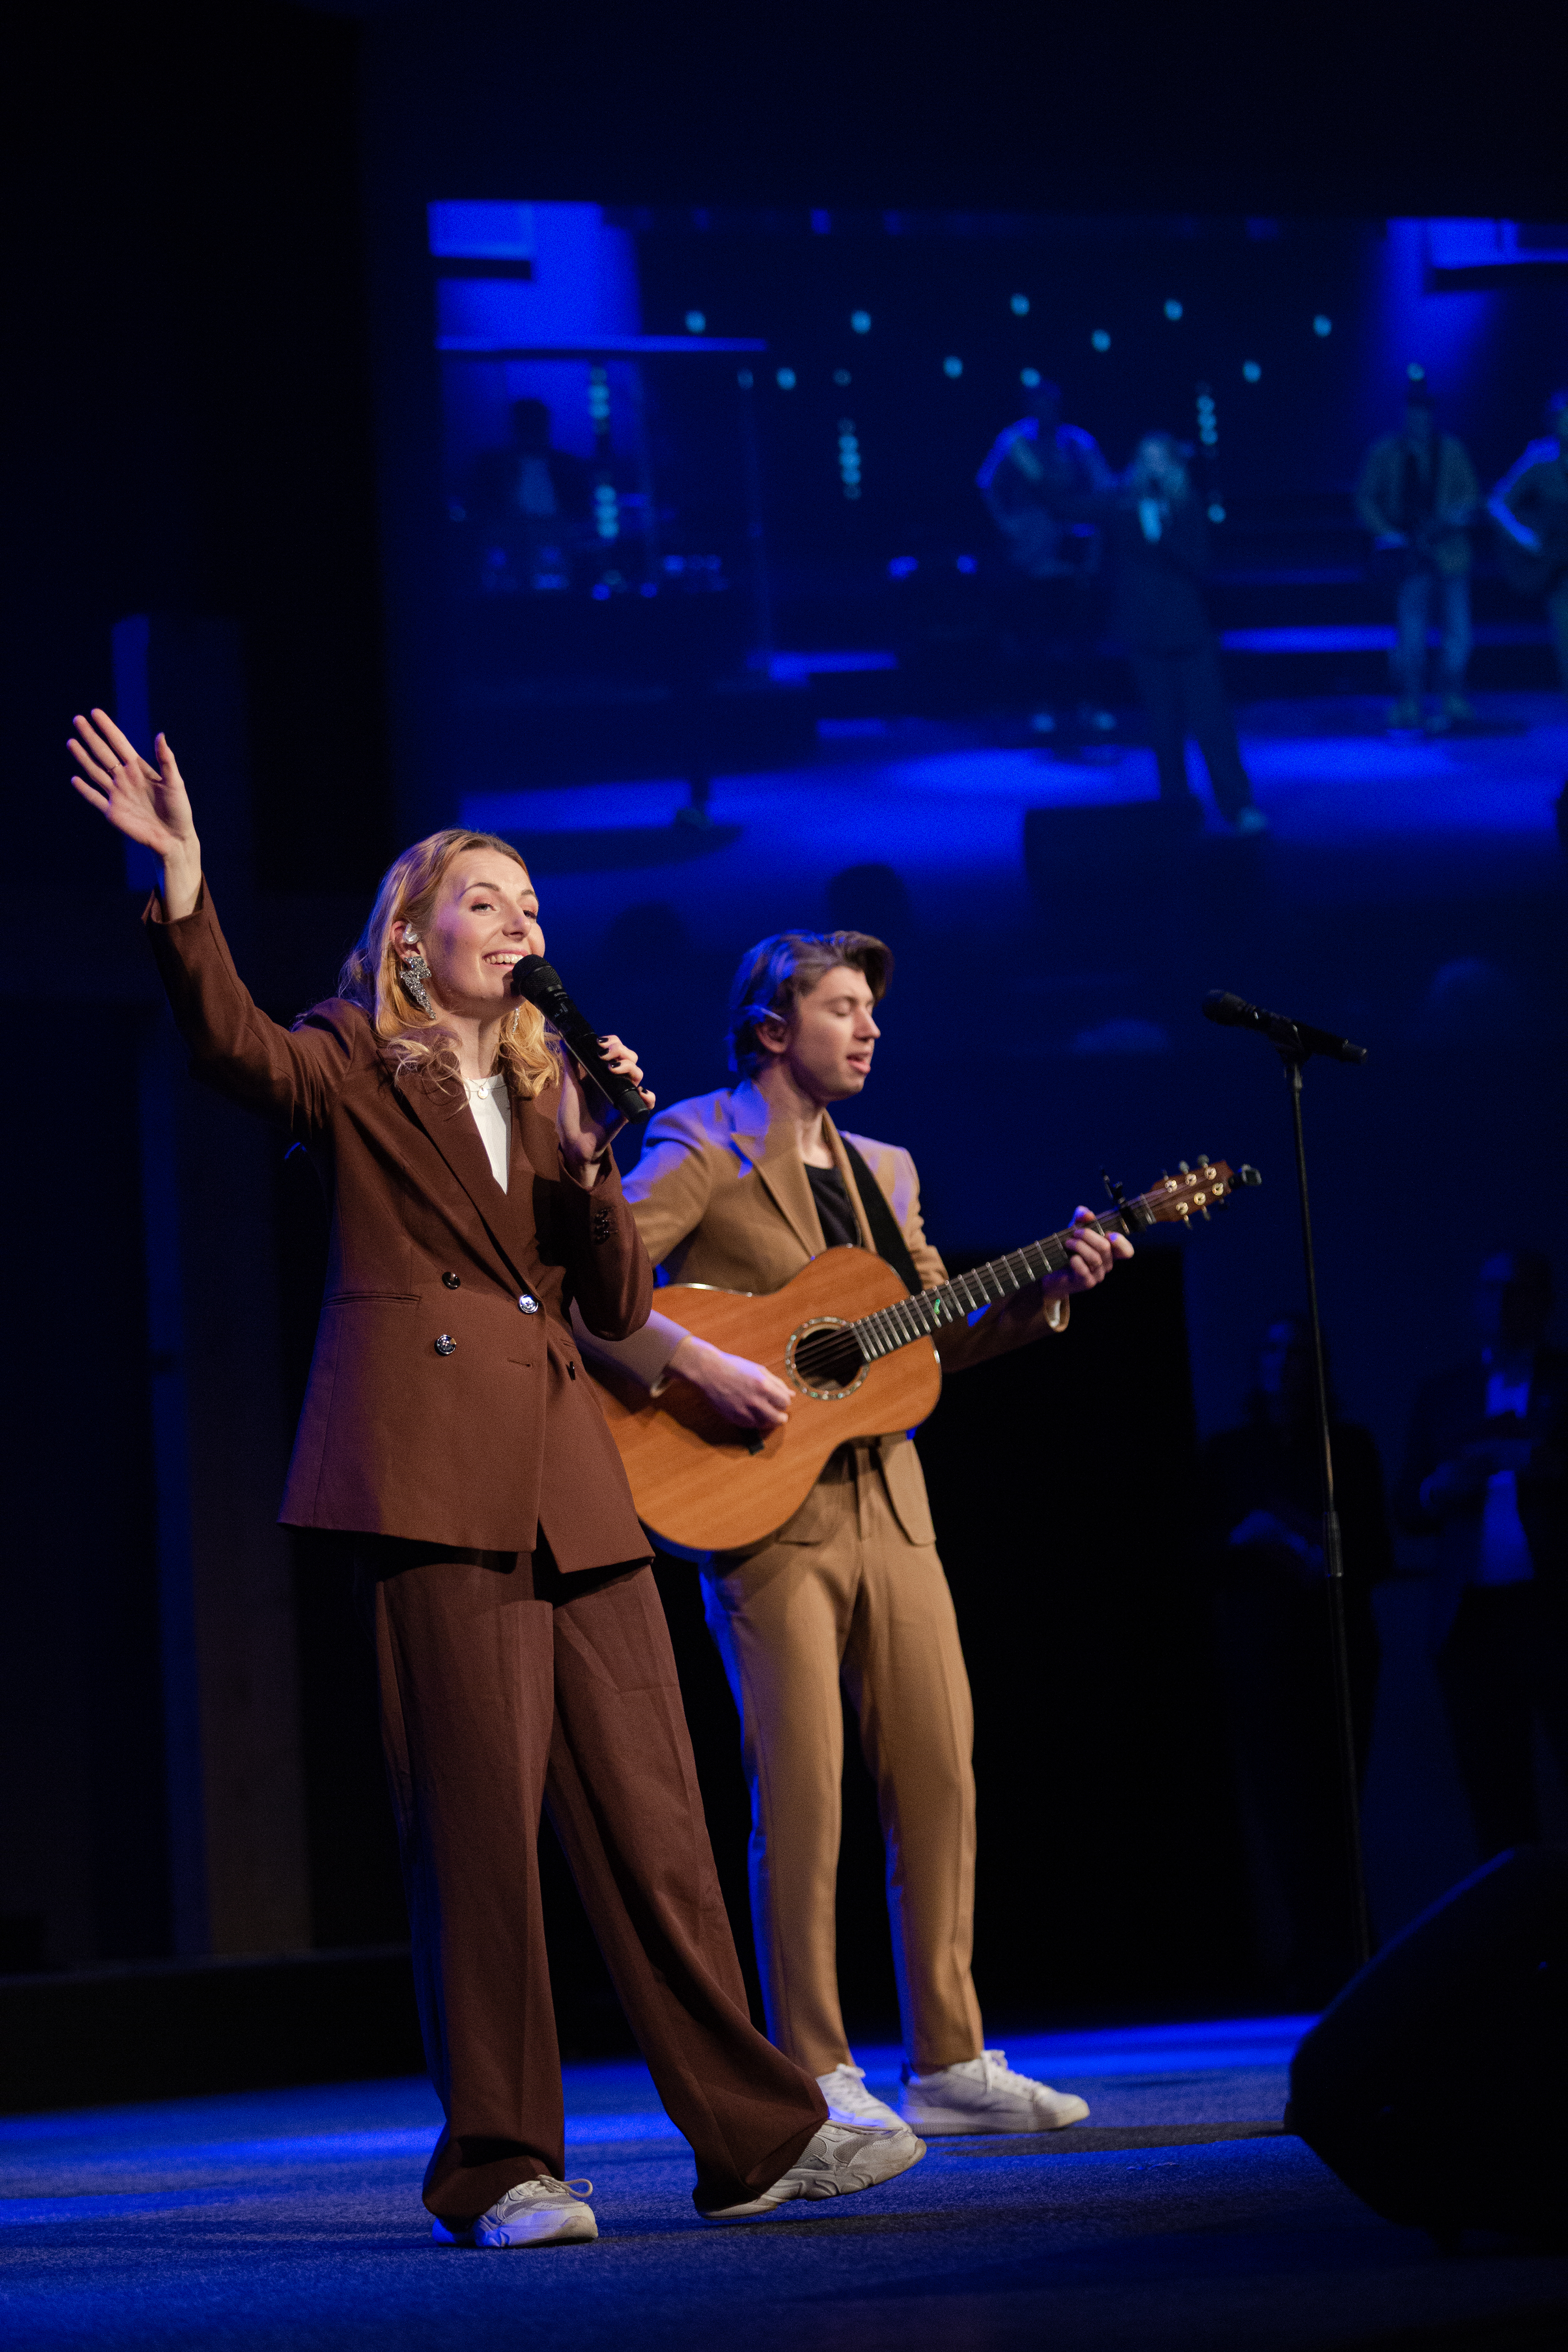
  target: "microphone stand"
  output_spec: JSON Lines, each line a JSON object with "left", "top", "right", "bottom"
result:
{"left": 1276, "top": 1035, "right": 1373, "bottom": 1976}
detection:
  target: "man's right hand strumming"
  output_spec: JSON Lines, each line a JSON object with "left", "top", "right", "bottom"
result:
{"left": 668, "top": 1334, "right": 792, "bottom": 1431}
{"left": 70, "top": 709, "right": 203, "bottom": 918}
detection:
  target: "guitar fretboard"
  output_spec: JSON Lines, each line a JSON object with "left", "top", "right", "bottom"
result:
{"left": 849, "top": 1201, "right": 1145, "bottom": 1362}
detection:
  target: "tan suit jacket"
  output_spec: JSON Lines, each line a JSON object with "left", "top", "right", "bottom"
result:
{"left": 147, "top": 887, "right": 653, "bottom": 1568}
{"left": 577, "top": 1079, "right": 1065, "bottom": 1548}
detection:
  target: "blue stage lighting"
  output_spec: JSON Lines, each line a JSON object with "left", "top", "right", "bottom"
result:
{"left": 955, "top": 555, "right": 977, "bottom": 573}
{"left": 1010, "top": 294, "right": 1030, "bottom": 316}
{"left": 639, "top": 581, "right": 658, "bottom": 597}
{"left": 887, "top": 557, "right": 917, "bottom": 578}
{"left": 943, "top": 355, "right": 963, "bottom": 378}
{"left": 1091, "top": 329, "right": 1111, "bottom": 352}
{"left": 1242, "top": 360, "right": 1262, "bottom": 382}
{"left": 776, "top": 367, "right": 797, "bottom": 389}
{"left": 811, "top": 209, "right": 832, "bottom": 234}
{"left": 1208, "top": 502, "right": 1226, "bottom": 522}
{"left": 1313, "top": 314, "right": 1332, "bottom": 337}
{"left": 737, "top": 368, "right": 754, "bottom": 388}
{"left": 833, "top": 368, "right": 851, "bottom": 386}
{"left": 851, "top": 309, "right": 871, "bottom": 333}
{"left": 685, "top": 311, "right": 706, "bottom": 333}
{"left": 1406, "top": 361, "right": 1426, "bottom": 380}
{"left": 1021, "top": 367, "right": 1042, "bottom": 388}
{"left": 1164, "top": 298, "right": 1183, "bottom": 320}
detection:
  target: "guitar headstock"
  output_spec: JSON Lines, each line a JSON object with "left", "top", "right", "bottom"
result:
{"left": 1135, "top": 1157, "right": 1260, "bottom": 1227}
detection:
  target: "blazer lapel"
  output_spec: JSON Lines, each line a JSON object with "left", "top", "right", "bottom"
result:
{"left": 397, "top": 1065, "right": 535, "bottom": 1288}
{"left": 728, "top": 1080, "right": 826, "bottom": 1259}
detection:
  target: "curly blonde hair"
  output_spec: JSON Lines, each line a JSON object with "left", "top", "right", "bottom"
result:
{"left": 338, "top": 829, "right": 559, "bottom": 1098}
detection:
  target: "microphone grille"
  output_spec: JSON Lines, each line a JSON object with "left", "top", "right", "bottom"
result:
{"left": 510, "top": 954, "right": 559, "bottom": 1006}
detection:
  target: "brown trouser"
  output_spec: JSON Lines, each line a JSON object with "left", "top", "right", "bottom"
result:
{"left": 701, "top": 1447, "right": 984, "bottom": 2077}
{"left": 354, "top": 1537, "right": 826, "bottom": 2223}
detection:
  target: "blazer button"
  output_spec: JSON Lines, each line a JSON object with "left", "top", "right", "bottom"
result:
{"left": 434, "top": 1334, "right": 457, "bottom": 1356}
{"left": 442, "top": 1271, "right": 461, "bottom": 1289}
{"left": 518, "top": 1295, "right": 540, "bottom": 1315}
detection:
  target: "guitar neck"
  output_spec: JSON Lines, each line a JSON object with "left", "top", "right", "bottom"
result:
{"left": 849, "top": 1200, "right": 1144, "bottom": 1362}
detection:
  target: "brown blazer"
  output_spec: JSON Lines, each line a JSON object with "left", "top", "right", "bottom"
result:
{"left": 577, "top": 1079, "right": 1065, "bottom": 1549}
{"left": 146, "top": 889, "right": 653, "bottom": 1571}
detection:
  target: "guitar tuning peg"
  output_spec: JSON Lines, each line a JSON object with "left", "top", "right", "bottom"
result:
{"left": 1200, "top": 1206, "right": 1211, "bottom": 1221}
{"left": 1178, "top": 1160, "right": 1190, "bottom": 1174}
{"left": 1193, "top": 1151, "right": 1209, "bottom": 1169}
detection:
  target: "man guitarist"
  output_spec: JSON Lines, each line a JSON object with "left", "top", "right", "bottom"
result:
{"left": 573, "top": 930, "right": 1130, "bottom": 2136}
{"left": 1488, "top": 389, "right": 1568, "bottom": 704}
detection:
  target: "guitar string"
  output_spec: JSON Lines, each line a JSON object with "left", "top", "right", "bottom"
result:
{"left": 840, "top": 1174, "right": 1227, "bottom": 1368}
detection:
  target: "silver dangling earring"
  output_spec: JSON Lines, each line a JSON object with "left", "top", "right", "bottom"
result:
{"left": 401, "top": 952, "right": 433, "bottom": 1014}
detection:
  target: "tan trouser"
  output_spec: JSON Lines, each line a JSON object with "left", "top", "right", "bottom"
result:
{"left": 701, "top": 1445, "right": 984, "bottom": 2076}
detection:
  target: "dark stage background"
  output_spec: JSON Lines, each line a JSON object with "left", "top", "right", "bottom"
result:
{"left": 4, "top": 1, "right": 1566, "bottom": 2089}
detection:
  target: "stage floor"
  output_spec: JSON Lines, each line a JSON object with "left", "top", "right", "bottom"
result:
{"left": 5, "top": 2019, "right": 1565, "bottom": 2350}
{"left": 460, "top": 690, "right": 1568, "bottom": 956}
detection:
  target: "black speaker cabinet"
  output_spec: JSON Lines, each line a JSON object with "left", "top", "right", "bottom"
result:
{"left": 1289, "top": 1848, "right": 1568, "bottom": 2241}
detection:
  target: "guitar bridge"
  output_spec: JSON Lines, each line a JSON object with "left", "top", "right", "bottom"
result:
{"left": 745, "top": 1434, "right": 765, "bottom": 1457}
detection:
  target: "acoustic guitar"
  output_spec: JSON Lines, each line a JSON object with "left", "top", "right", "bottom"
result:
{"left": 589, "top": 1156, "right": 1260, "bottom": 1553}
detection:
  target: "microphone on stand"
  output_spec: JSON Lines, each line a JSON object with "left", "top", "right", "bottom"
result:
{"left": 1203, "top": 989, "right": 1367, "bottom": 1066}
{"left": 510, "top": 955, "right": 652, "bottom": 1123}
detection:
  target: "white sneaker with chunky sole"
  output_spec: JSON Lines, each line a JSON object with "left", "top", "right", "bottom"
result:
{"left": 431, "top": 2176, "right": 597, "bottom": 2248}
{"left": 701, "top": 2121, "right": 925, "bottom": 2220}
{"left": 900, "top": 2049, "right": 1089, "bottom": 2135}
{"left": 816, "top": 2062, "right": 906, "bottom": 2131}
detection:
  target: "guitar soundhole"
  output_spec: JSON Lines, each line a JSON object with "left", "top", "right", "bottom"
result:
{"left": 787, "top": 1319, "right": 868, "bottom": 1399}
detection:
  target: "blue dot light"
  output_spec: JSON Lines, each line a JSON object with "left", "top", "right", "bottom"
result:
{"left": 943, "top": 355, "right": 963, "bottom": 378}
{"left": 1242, "top": 360, "right": 1262, "bottom": 382}
{"left": 684, "top": 310, "right": 706, "bottom": 334}
{"left": 833, "top": 368, "right": 851, "bottom": 386}
{"left": 1091, "top": 329, "right": 1111, "bottom": 352}
{"left": 955, "top": 554, "right": 977, "bottom": 574}
{"left": 1020, "top": 367, "right": 1041, "bottom": 388}
{"left": 1313, "top": 315, "right": 1332, "bottom": 337}
{"left": 850, "top": 310, "right": 871, "bottom": 334}
{"left": 776, "top": 367, "right": 797, "bottom": 389}
{"left": 736, "top": 368, "right": 754, "bottom": 388}
{"left": 1010, "top": 294, "right": 1030, "bottom": 316}
{"left": 1164, "top": 298, "right": 1183, "bottom": 320}
{"left": 1207, "top": 502, "right": 1226, "bottom": 523}
{"left": 887, "top": 557, "right": 917, "bottom": 579}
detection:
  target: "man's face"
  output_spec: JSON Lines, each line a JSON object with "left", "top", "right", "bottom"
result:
{"left": 765, "top": 963, "right": 881, "bottom": 1101}
{"left": 1475, "top": 1253, "right": 1552, "bottom": 1352}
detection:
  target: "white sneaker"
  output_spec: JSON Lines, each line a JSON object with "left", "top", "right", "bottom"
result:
{"left": 900, "top": 2049, "right": 1089, "bottom": 2135}
{"left": 432, "top": 2175, "right": 598, "bottom": 2249}
{"left": 701, "top": 2120, "right": 925, "bottom": 2221}
{"left": 816, "top": 2062, "right": 906, "bottom": 2131}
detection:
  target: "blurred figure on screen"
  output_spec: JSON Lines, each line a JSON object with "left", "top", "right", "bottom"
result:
{"left": 1355, "top": 381, "right": 1478, "bottom": 732}
{"left": 470, "top": 397, "right": 591, "bottom": 593}
{"left": 977, "top": 380, "right": 1114, "bottom": 737}
{"left": 1200, "top": 1315, "right": 1391, "bottom": 2003}
{"left": 1487, "top": 389, "right": 1568, "bottom": 705}
{"left": 1108, "top": 434, "right": 1265, "bottom": 835}
{"left": 1397, "top": 1251, "right": 1568, "bottom": 1859}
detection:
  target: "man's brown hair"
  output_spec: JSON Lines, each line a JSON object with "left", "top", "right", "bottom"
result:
{"left": 726, "top": 930, "right": 892, "bottom": 1080}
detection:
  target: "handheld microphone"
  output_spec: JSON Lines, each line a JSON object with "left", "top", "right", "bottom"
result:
{"left": 1203, "top": 989, "right": 1367, "bottom": 1066}
{"left": 510, "top": 955, "right": 652, "bottom": 1123}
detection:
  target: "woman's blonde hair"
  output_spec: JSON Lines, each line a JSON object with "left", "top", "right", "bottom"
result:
{"left": 338, "top": 829, "right": 559, "bottom": 1097}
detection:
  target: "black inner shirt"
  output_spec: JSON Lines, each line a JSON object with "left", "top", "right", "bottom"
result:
{"left": 806, "top": 1161, "right": 862, "bottom": 1251}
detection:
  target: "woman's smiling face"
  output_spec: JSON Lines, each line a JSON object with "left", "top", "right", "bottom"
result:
{"left": 395, "top": 852, "right": 545, "bottom": 1017}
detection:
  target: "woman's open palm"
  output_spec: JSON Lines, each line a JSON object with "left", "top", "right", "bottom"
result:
{"left": 70, "top": 709, "right": 195, "bottom": 861}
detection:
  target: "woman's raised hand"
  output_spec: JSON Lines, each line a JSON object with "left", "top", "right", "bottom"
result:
{"left": 556, "top": 1033, "right": 654, "bottom": 1184}
{"left": 69, "top": 710, "right": 202, "bottom": 914}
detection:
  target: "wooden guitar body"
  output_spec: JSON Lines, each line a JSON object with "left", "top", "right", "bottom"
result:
{"left": 587, "top": 1248, "right": 941, "bottom": 1554}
